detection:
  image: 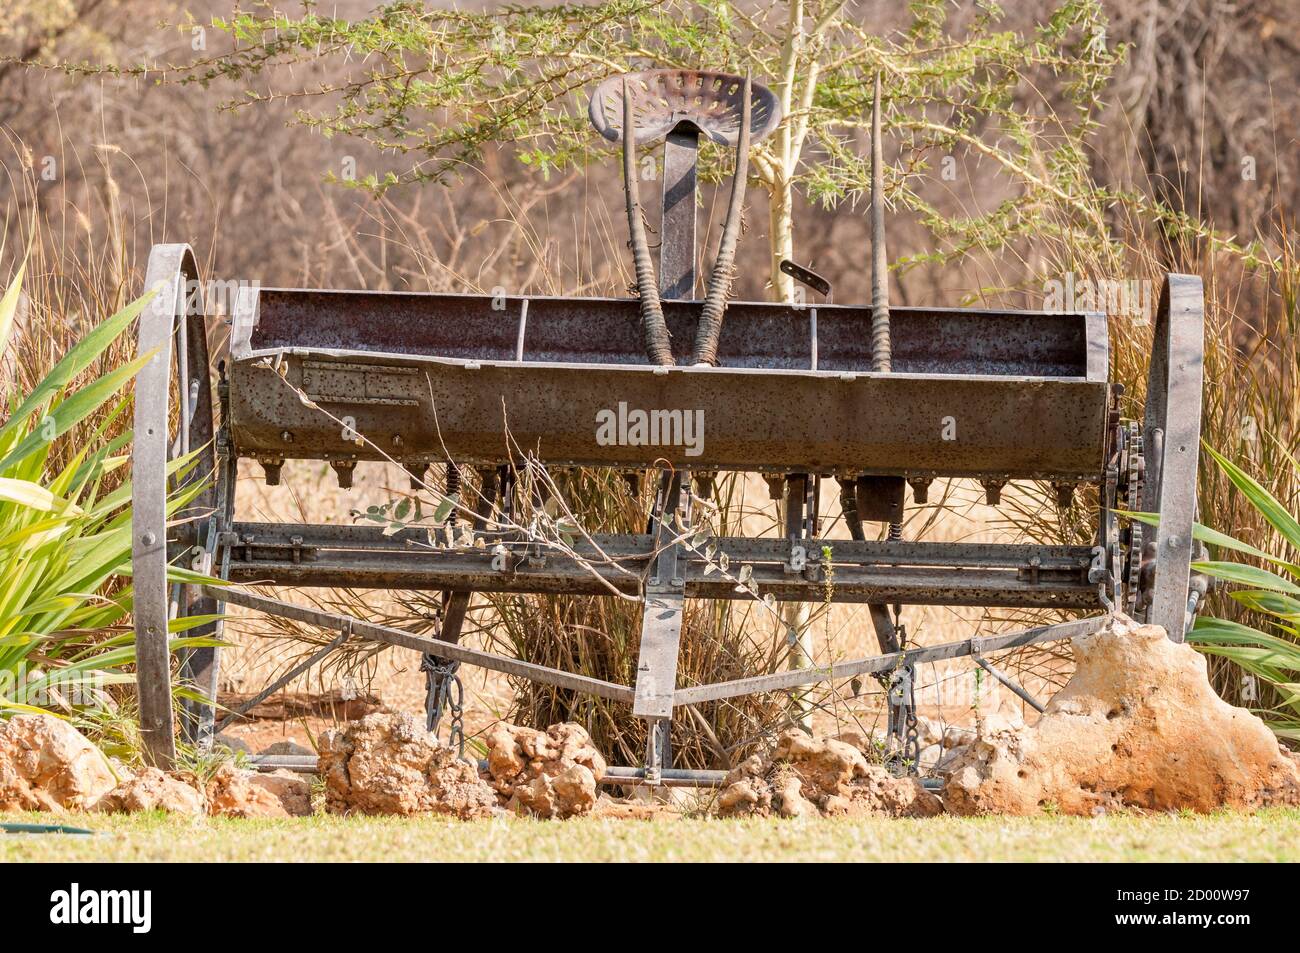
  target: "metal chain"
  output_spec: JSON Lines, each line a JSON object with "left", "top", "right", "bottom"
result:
{"left": 885, "top": 664, "right": 920, "bottom": 776}
{"left": 421, "top": 654, "right": 465, "bottom": 757}
{"left": 882, "top": 618, "right": 920, "bottom": 776}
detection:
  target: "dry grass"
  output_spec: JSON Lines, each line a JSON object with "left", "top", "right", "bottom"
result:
{"left": 3, "top": 809, "right": 1298, "bottom": 863}
{"left": 479, "top": 468, "right": 792, "bottom": 770}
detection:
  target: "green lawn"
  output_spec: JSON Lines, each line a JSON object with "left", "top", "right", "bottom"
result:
{"left": 3, "top": 810, "right": 1299, "bottom": 862}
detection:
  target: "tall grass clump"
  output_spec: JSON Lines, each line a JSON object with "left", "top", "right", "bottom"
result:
{"left": 480, "top": 468, "right": 793, "bottom": 770}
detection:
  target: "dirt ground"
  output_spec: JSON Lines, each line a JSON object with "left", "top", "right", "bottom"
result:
{"left": 222, "top": 459, "right": 1068, "bottom": 758}
{"left": 4, "top": 810, "right": 1298, "bottom": 862}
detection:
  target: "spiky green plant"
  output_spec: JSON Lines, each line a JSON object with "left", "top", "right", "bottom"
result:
{"left": 1180, "top": 445, "right": 1300, "bottom": 741}
{"left": 0, "top": 260, "right": 218, "bottom": 727}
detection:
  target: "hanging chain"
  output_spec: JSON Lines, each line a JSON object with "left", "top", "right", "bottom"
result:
{"left": 421, "top": 654, "right": 465, "bottom": 758}
{"left": 882, "top": 615, "right": 920, "bottom": 776}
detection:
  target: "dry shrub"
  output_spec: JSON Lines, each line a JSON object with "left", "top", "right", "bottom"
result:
{"left": 482, "top": 468, "right": 793, "bottom": 771}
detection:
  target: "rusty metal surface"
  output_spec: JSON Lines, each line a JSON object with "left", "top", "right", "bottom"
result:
{"left": 227, "top": 522, "right": 1097, "bottom": 567}
{"left": 228, "top": 288, "right": 1108, "bottom": 480}
{"left": 221, "top": 523, "right": 1101, "bottom": 610}
{"left": 589, "top": 69, "right": 782, "bottom": 147}
{"left": 659, "top": 126, "right": 699, "bottom": 300}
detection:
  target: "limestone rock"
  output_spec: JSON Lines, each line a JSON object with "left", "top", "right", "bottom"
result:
{"left": 0, "top": 714, "right": 117, "bottom": 812}
{"left": 715, "top": 729, "right": 942, "bottom": 818}
{"left": 483, "top": 722, "right": 606, "bottom": 818}
{"left": 248, "top": 770, "right": 313, "bottom": 816}
{"left": 206, "top": 763, "right": 291, "bottom": 818}
{"left": 942, "top": 616, "right": 1300, "bottom": 815}
{"left": 94, "top": 768, "right": 204, "bottom": 816}
{"left": 317, "top": 711, "right": 495, "bottom": 818}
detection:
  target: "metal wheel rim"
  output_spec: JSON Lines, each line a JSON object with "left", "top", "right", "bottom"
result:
{"left": 1137, "top": 273, "right": 1205, "bottom": 640}
{"left": 131, "top": 244, "right": 218, "bottom": 765}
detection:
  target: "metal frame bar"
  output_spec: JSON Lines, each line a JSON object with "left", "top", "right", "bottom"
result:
{"left": 224, "top": 523, "right": 1097, "bottom": 568}
{"left": 249, "top": 753, "right": 731, "bottom": 789}
{"left": 221, "top": 542, "right": 1100, "bottom": 609}
{"left": 671, "top": 615, "right": 1109, "bottom": 706}
{"left": 206, "top": 583, "right": 1105, "bottom": 717}
{"left": 973, "top": 657, "right": 1046, "bottom": 713}
{"left": 214, "top": 627, "right": 351, "bottom": 733}
{"left": 205, "top": 586, "right": 635, "bottom": 704}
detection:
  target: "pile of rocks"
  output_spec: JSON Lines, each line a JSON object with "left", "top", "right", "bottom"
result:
{"left": 0, "top": 714, "right": 312, "bottom": 817}
{"left": 8, "top": 615, "right": 1298, "bottom": 822}
{"left": 318, "top": 711, "right": 497, "bottom": 818}
{"left": 317, "top": 712, "right": 608, "bottom": 819}
{"left": 483, "top": 722, "right": 606, "bottom": 818}
{"left": 940, "top": 616, "right": 1300, "bottom": 815}
{"left": 716, "top": 729, "right": 943, "bottom": 818}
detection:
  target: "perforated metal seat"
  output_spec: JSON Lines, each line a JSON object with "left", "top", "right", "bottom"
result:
{"left": 588, "top": 68, "right": 781, "bottom": 146}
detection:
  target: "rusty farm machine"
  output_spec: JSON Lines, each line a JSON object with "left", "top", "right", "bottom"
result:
{"left": 131, "top": 70, "right": 1207, "bottom": 783}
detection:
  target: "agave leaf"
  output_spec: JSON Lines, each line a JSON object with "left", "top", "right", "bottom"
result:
{"left": 1125, "top": 510, "right": 1299, "bottom": 575}
{"left": 1228, "top": 589, "right": 1300, "bottom": 621}
{"left": 1193, "top": 560, "right": 1300, "bottom": 595}
{"left": 0, "top": 261, "right": 25, "bottom": 354}
{"left": 0, "top": 700, "right": 67, "bottom": 718}
{"left": 167, "top": 613, "right": 226, "bottom": 633}
{"left": 0, "top": 292, "right": 153, "bottom": 447}
{"left": 1204, "top": 443, "right": 1300, "bottom": 553}
{"left": 0, "top": 477, "right": 60, "bottom": 512}
{"left": 1197, "top": 643, "right": 1300, "bottom": 673}
{"left": 0, "top": 349, "right": 157, "bottom": 474}
{"left": 1189, "top": 616, "right": 1300, "bottom": 655}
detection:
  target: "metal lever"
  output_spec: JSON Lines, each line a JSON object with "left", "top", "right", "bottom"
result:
{"left": 779, "top": 259, "right": 832, "bottom": 300}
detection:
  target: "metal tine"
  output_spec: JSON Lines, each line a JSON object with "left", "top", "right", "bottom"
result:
{"left": 870, "top": 71, "right": 891, "bottom": 373}
{"left": 691, "top": 73, "right": 752, "bottom": 367}
{"left": 621, "top": 77, "right": 673, "bottom": 366}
